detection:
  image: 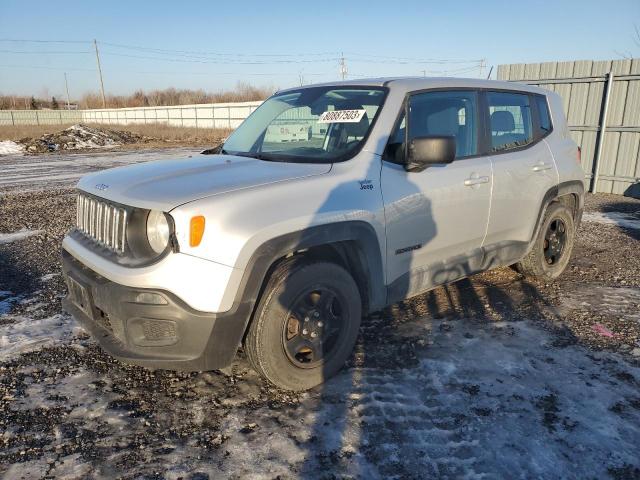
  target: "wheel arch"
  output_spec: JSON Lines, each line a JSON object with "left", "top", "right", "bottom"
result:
{"left": 529, "top": 180, "right": 584, "bottom": 249}
{"left": 222, "top": 221, "right": 385, "bottom": 347}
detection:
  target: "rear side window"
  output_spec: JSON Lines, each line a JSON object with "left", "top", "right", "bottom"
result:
{"left": 408, "top": 90, "right": 478, "bottom": 158}
{"left": 534, "top": 95, "right": 552, "bottom": 135}
{"left": 487, "top": 92, "right": 533, "bottom": 152}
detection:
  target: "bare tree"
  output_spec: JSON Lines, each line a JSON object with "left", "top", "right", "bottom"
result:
{"left": 615, "top": 24, "right": 640, "bottom": 59}
{"left": 1, "top": 84, "right": 275, "bottom": 110}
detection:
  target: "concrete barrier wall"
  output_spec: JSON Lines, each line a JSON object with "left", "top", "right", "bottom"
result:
{"left": 0, "top": 109, "right": 83, "bottom": 126}
{"left": 80, "top": 101, "right": 263, "bottom": 129}
{"left": 0, "top": 100, "right": 263, "bottom": 129}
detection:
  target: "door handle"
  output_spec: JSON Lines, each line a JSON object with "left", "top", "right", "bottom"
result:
{"left": 464, "top": 176, "right": 490, "bottom": 186}
{"left": 532, "top": 162, "right": 552, "bottom": 172}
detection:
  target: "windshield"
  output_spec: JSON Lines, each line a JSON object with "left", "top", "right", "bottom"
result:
{"left": 222, "top": 86, "right": 387, "bottom": 163}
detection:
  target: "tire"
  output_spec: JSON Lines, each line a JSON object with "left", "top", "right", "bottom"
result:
{"left": 514, "top": 202, "right": 576, "bottom": 280}
{"left": 244, "top": 259, "right": 362, "bottom": 391}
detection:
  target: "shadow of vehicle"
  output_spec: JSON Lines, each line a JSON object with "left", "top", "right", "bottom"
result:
{"left": 255, "top": 152, "right": 433, "bottom": 477}
{"left": 263, "top": 153, "right": 587, "bottom": 476}
{"left": 0, "top": 244, "right": 45, "bottom": 297}
{"left": 623, "top": 182, "right": 639, "bottom": 200}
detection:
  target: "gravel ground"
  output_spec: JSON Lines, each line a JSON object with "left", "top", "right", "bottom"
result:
{"left": 1, "top": 168, "right": 639, "bottom": 478}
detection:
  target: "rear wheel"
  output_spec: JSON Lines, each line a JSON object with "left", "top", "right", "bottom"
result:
{"left": 244, "top": 260, "right": 361, "bottom": 391}
{"left": 514, "top": 202, "right": 575, "bottom": 280}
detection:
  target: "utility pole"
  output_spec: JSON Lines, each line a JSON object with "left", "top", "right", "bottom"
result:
{"left": 339, "top": 53, "right": 347, "bottom": 80}
{"left": 93, "top": 39, "right": 106, "bottom": 108}
{"left": 479, "top": 58, "right": 486, "bottom": 79}
{"left": 486, "top": 66, "right": 494, "bottom": 80}
{"left": 64, "top": 73, "right": 71, "bottom": 110}
{"left": 421, "top": 70, "right": 427, "bottom": 77}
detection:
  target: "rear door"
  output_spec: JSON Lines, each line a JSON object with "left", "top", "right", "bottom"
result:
{"left": 381, "top": 89, "right": 492, "bottom": 301}
{"left": 482, "top": 91, "right": 558, "bottom": 259}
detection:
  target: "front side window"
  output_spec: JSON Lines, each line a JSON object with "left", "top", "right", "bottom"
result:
{"left": 408, "top": 90, "right": 478, "bottom": 158}
{"left": 223, "top": 86, "right": 386, "bottom": 163}
{"left": 488, "top": 91, "right": 533, "bottom": 152}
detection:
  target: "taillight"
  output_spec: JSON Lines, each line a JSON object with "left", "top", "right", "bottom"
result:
{"left": 577, "top": 146, "right": 582, "bottom": 164}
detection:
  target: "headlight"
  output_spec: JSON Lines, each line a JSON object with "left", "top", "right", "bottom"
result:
{"left": 146, "top": 210, "right": 170, "bottom": 254}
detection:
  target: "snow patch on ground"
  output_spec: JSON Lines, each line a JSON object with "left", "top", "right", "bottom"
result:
{"left": 0, "top": 291, "right": 20, "bottom": 315}
{"left": 0, "top": 147, "right": 200, "bottom": 192}
{"left": 40, "top": 273, "right": 60, "bottom": 282}
{"left": 0, "top": 313, "right": 78, "bottom": 361}
{"left": 560, "top": 284, "right": 640, "bottom": 324}
{"left": 0, "top": 229, "right": 44, "bottom": 244}
{"left": 582, "top": 211, "right": 640, "bottom": 230}
{"left": 16, "top": 123, "right": 145, "bottom": 154}
{"left": 63, "top": 124, "right": 120, "bottom": 150}
{"left": 2, "top": 453, "right": 92, "bottom": 480}
{"left": 0, "top": 140, "right": 24, "bottom": 155}
{"left": 1, "top": 307, "right": 640, "bottom": 477}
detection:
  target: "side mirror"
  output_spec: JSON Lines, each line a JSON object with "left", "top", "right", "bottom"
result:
{"left": 405, "top": 135, "right": 456, "bottom": 172}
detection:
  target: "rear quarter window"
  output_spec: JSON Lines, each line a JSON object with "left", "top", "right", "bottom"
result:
{"left": 534, "top": 95, "right": 552, "bottom": 136}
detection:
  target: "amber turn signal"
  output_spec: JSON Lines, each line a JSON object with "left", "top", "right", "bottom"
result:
{"left": 189, "top": 216, "right": 206, "bottom": 247}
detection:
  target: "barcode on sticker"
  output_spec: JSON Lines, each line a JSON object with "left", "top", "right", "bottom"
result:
{"left": 317, "top": 109, "right": 366, "bottom": 123}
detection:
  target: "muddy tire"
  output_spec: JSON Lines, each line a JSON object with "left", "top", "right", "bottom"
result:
{"left": 244, "top": 260, "right": 361, "bottom": 391}
{"left": 515, "top": 202, "right": 575, "bottom": 280}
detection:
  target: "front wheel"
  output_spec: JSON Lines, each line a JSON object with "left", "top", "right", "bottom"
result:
{"left": 244, "top": 260, "right": 362, "bottom": 391}
{"left": 514, "top": 202, "right": 576, "bottom": 280}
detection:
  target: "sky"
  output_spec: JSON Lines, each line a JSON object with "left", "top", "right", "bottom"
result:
{"left": 0, "top": 0, "right": 639, "bottom": 99}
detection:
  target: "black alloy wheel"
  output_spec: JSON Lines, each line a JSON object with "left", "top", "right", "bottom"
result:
{"left": 543, "top": 218, "right": 567, "bottom": 265}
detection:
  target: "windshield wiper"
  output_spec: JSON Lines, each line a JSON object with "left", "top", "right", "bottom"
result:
{"left": 231, "top": 152, "right": 263, "bottom": 160}
{"left": 233, "top": 151, "right": 283, "bottom": 162}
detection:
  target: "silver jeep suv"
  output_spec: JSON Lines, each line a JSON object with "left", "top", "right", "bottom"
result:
{"left": 62, "top": 78, "right": 584, "bottom": 390}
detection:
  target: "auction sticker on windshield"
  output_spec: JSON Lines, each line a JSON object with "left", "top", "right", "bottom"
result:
{"left": 317, "top": 109, "right": 366, "bottom": 123}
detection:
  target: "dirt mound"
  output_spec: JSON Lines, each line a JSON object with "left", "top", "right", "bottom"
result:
{"left": 19, "top": 124, "right": 149, "bottom": 154}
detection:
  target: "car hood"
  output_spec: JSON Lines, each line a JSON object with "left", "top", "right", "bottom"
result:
{"left": 77, "top": 154, "right": 332, "bottom": 211}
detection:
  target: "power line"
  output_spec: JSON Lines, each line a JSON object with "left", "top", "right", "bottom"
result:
{"left": 0, "top": 37, "right": 487, "bottom": 90}
{"left": 344, "top": 51, "right": 484, "bottom": 64}
{"left": 0, "top": 39, "right": 90, "bottom": 44}
{"left": 0, "top": 39, "right": 338, "bottom": 59}
{"left": 100, "top": 41, "right": 337, "bottom": 58}
{"left": 0, "top": 64, "right": 326, "bottom": 76}
{"left": 347, "top": 57, "right": 483, "bottom": 66}
{"left": 0, "top": 49, "right": 92, "bottom": 54}
{"left": 0, "top": 64, "right": 102, "bottom": 72}
{"left": 100, "top": 50, "right": 340, "bottom": 64}
{"left": 0, "top": 38, "right": 484, "bottom": 67}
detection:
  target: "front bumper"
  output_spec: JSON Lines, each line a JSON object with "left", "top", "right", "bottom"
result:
{"left": 61, "top": 250, "right": 251, "bottom": 371}
{"left": 61, "top": 235, "right": 239, "bottom": 313}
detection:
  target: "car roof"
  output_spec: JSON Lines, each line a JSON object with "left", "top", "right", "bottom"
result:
{"left": 279, "top": 77, "right": 550, "bottom": 96}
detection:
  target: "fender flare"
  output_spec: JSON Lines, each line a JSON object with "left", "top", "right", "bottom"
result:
{"left": 208, "top": 221, "right": 386, "bottom": 366}
{"left": 233, "top": 220, "right": 386, "bottom": 313}
{"left": 529, "top": 180, "right": 585, "bottom": 248}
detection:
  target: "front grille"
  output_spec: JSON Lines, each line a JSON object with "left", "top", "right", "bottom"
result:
{"left": 76, "top": 193, "right": 127, "bottom": 253}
